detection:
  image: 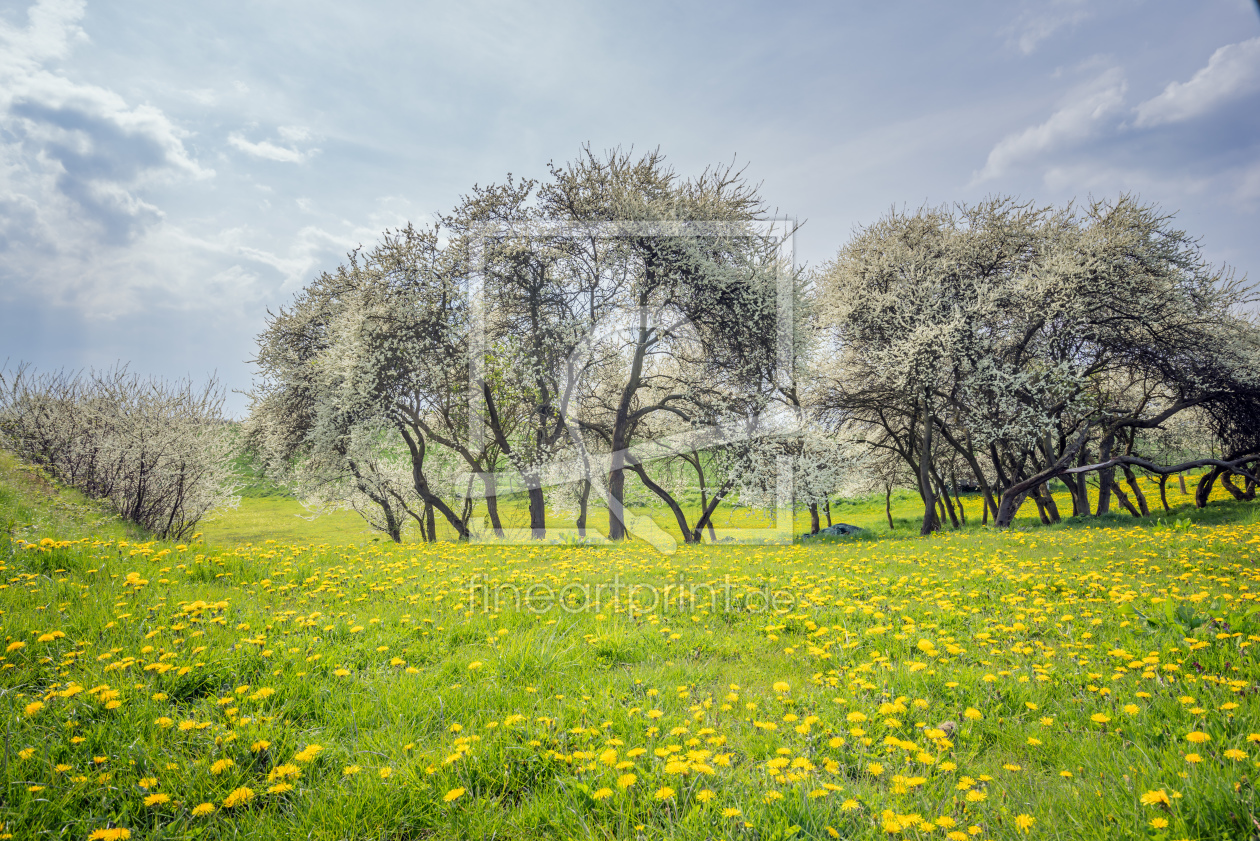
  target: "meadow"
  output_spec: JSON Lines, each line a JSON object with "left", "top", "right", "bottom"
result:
{"left": 3, "top": 451, "right": 1260, "bottom": 840}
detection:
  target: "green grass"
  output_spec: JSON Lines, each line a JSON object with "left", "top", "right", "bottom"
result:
{"left": 0, "top": 449, "right": 142, "bottom": 544}
{"left": 4, "top": 450, "right": 1260, "bottom": 840}
{"left": 199, "top": 471, "right": 1220, "bottom": 550}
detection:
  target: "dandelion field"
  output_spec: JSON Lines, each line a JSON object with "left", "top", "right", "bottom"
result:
{"left": 4, "top": 465, "right": 1260, "bottom": 840}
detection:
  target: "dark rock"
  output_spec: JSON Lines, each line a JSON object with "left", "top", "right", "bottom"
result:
{"left": 801, "top": 523, "right": 865, "bottom": 539}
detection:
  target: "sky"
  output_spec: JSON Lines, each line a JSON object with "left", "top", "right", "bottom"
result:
{"left": 2, "top": 0, "right": 1259, "bottom": 417}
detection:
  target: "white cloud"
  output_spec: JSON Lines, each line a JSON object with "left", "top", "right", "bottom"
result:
{"left": 977, "top": 68, "right": 1126, "bottom": 181}
{"left": 0, "top": 0, "right": 210, "bottom": 250}
{"left": 1133, "top": 37, "right": 1260, "bottom": 127}
{"left": 0, "top": 0, "right": 87, "bottom": 71}
{"left": 228, "top": 131, "right": 316, "bottom": 163}
{"left": 1006, "top": 1, "right": 1093, "bottom": 55}
{"left": 277, "top": 125, "right": 312, "bottom": 143}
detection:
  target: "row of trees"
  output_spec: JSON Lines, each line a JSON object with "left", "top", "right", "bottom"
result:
{"left": 0, "top": 365, "right": 238, "bottom": 539}
{"left": 817, "top": 197, "right": 1260, "bottom": 533}
{"left": 247, "top": 148, "right": 818, "bottom": 544}
{"left": 247, "top": 147, "right": 1260, "bottom": 542}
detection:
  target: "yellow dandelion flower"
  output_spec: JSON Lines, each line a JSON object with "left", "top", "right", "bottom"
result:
{"left": 654, "top": 786, "right": 675, "bottom": 800}
{"left": 592, "top": 787, "right": 612, "bottom": 800}
{"left": 191, "top": 803, "right": 216, "bottom": 817}
{"left": 617, "top": 773, "right": 637, "bottom": 789}
{"left": 292, "top": 744, "right": 323, "bottom": 763}
{"left": 143, "top": 793, "right": 171, "bottom": 807}
{"left": 222, "top": 786, "right": 255, "bottom": 808}
{"left": 87, "top": 830, "right": 131, "bottom": 841}
{"left": 1186, "top": 731, "right": 1210, "bottom": 744}
{"left": 1015, "top": 814, "right": 1034, "bottom": 833}
{"left": 267, "top": 764, "right": 301, "bottom": 781}
{"left": 443, "top": 787, "right": 465, "bottom": 802}
{"left": 697, "top": 789, "right": 715, "bottom": 803}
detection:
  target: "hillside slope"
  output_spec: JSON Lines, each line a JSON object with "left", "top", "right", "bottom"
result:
{"left": 0, "top": 449, "right": 141, "bottom": 544}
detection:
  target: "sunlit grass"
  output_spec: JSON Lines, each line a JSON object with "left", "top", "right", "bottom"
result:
{"left": 4, "top": 459, "right": 1260, "bottom": 840}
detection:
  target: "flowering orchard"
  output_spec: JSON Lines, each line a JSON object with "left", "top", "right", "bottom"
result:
{"left": 4, "top": 516, "right": 1260, "bottom": 840}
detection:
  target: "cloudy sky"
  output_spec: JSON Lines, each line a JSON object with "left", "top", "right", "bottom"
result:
{"left": 2, "top": 0, "right": 1259, "bottom": 416}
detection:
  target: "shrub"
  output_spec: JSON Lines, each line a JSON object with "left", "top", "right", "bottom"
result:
{"left": 0, "top": 364, "right": 238, "bottom": 539}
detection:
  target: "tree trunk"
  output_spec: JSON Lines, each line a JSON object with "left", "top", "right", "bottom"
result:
{"left": 1031, "top": 491, "right": 1051, "bottom": 525}
{"left": 824, "top": 500, "right": 832, "bottom": 527}
{"left": 608, "top": 303, "right": 650, "bottom": 541}
{"left": 692, "top": 478, "right": 736, "bottom": 543}
{"left": 1178, "top": 474, "right": 1187, "bottom": 495}
{"left": 1065, "top": 471, "right": 1083, "bottom": 517}
{"left": 1111, "top": 482, "right": 1142, "bottom": 518}
{"left": 527, "top": 482, "right": 546, "bottom": 539}
{"left": 994, "top": 426, "right": 1094, "bottom": 528}
{"left": 1039, "top": 483, "right": 1061, "bottom": 523}
{"left": 809, "top": 503, "right": 820, "bottom": 535}
{"left": 885, "top": 486, "right": 894, "bottom": 530}
{"left": 1195, "top": 468, "right": 1220, "bottom": 508}
{"left": 1158, "top": 474, "right": 1171, "bottom": 513}
{"left": 1096, "top": 432, "right": 1115, "bottom": 516}
{"left": 995, "top": 488, "right": 1030, "bottom": 526}
{"left": 937, "top": 474, "right": 960, "bottom": 529}
{"left": 919, "top": 400, "right": 939, "bottom": 536}
{"left": 1122, "top": 466, "right": 1150, "bottom": 516}
{"left": 398, "top": 427, "right": 469, "bottom": 539}
{"left": 483, "top": 472, "right": 506, "bottom": 538}
{"left": 1076, "top": 442, "right": 1093, "bottom": 516}
{"left": 928, "top": 463, "right": 958, "bottom": 528}
{"left": 626, "top": 459, "right": 695, "bottom": 544}
{"left": 576, "top": 478, "right": 590, "bottom": 538}
{"left": 1220, "top": 472, "right": 1248, "bottom": 501}
{"left": 697, "top": 484, "right": 717, "bottom": 541}
{"left": 932, "top": 423, "right": 996, "bottom": 526}
{"left": 952, "top": 473, "right": 967, "bottom": 526}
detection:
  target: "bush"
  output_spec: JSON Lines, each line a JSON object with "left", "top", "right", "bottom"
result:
{"left": 0, "top": 364, "right": 238, "bottom": 539}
